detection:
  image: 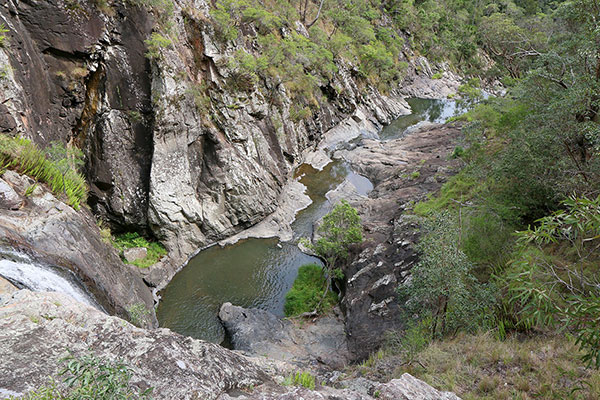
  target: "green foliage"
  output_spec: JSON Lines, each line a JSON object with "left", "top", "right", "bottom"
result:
{"left": 0, "top": 135, "right": 87, "bottom": 209}
{"left": 283, "top": 371, "right": 316, "bottom": 390}
{"left": 126, "top": 303, "right": 151, "bottom": 327}
{"left": 385, "top": 317, "right": 433, "bottom": 364}
{"left": 24, "top": 183, "right": 38, "bottom": 197}
{"left": 13, "top": 354, "right": 152, "bottom": 399}
{"left": 0, "top": 23, "right": 9, "bottom": 47}
{"left": 398, "top": 212, "right": 497, "bottom": 338}
{"left": 144, "top": 32, "right": 172, "bottom": 60}
{"left": 112, "top": 232, "right": 167, "bottom": 268}
{"left": 284, "top": 264, "right": 338, "bottom": 317}
{"left": 504, "top": 195, "right": 600, "bottom": 368}
{"left": 413, "top": 170, "right": 478, "bottom": 216}
{"left": 308, "top": 200, "right": 362, "bottom": 270}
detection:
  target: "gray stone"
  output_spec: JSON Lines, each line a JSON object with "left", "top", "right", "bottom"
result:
{"left": 0, "top": 172, "right": 155, "bottom": 328}
{"left": 219, "top": 302, "right": 350, "bottom": 369}
{"left": 375, "top": 374, "right": 462, "bottom": 400}
{"left": 0, "top": 290, "right": 268, "bottom": 400}
{"left": 123, "top": 247, "right": 148, "bottom": 263}
{"left": 338, "top": 123, "right": 463, "bottom": 360}
{"left": 0, "top": 178, "right": 21, "bottom": 210}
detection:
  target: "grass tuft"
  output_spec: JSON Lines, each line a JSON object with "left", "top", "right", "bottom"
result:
{"left": 0, "top": 135, "right": 87, "bottom": 209}
{"left": 283, "top": 371, "right": 316, "bottom": 390}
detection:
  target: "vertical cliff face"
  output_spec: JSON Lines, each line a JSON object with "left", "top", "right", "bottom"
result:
{"left": 0, "top": 0, "right": 153, "bottom": 229}
{"left": 0, "top": 0, "right": 426, "bottom": 262}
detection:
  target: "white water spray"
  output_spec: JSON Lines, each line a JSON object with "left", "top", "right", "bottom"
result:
{"left": 0, "top": 249, "right": 102, "bottom": 310}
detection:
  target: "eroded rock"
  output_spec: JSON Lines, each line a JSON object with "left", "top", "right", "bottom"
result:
{"left": 123, "top": 247, "right": 148, "bottom": 263}
{"left": 338, "top": 123, "right": 463, "bottom": 360}
{"left": 219, "top": 302, "right": 350, "bottom": 369}
{"left": 0, "top": 171, "right": 155, "bottom": 327}
{"left": 0, "top": 290, "right": 268, "bottom": 400}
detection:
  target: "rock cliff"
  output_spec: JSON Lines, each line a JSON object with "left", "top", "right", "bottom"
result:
{"left": 0, "top": 0, "right": 458, "bottom": 267}
{"left": 0, "top": 170, "right": 156, "bottom": 327}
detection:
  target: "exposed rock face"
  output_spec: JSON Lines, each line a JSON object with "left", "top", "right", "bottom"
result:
{"left": 219, "top": 302, "right": 350, "bottom": 369}
{"left": 215, "top": 374, "right": 461, "bottom": 400}
{"left": 0, "top": 0, "right": 153, "bottom": 229}
{"left": 0, "top": 0, "right": 459, "bottom": 269}
{"left": 335, "top": 123, "right": 463, "bottom": 360}
{"left": 0, "top": 171, "right": 155, "bottom": 327}
{"left": 0, "top": 290, "right": 268, "bottom": 400}
{"left": 0, "top": 290, "right": 461, "bottom": 400}
{"left": 123, "top": 246, "right": 148, "bottom": 263}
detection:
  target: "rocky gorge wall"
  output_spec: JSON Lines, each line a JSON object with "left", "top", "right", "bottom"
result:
{"left": 0, "top": 0, "right": 457, "bottom": 269}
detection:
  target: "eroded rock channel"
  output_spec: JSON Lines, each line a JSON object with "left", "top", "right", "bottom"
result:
{"left": 157, "top": 97, "right": 463, "bottom": 345}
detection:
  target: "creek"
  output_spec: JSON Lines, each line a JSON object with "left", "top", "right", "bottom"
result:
{"left": 156, "top": 97, "right": 461, "bottom": 344}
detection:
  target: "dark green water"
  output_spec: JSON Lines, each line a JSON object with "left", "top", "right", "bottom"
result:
{"left": 380, "top": 97, "right": 463, "bottom": 140}
{"left": 156, "top": 159, "right": 372, "bottom": 343}
{"left": 157, "top": 98, "right": 455, "bottom": 344}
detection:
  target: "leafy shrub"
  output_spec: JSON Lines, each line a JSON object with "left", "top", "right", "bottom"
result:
{"left": 112, "top": 232, "right": 167, "bottom": 268}
{"left": 398, "top": 212, "right": 497, "bottom": 338}
{"left": 0, "top": 135, "right": 87, "bottom": 209}
{"left": 284, "top": 263, "right": 337, "bottom": 317}
{"left": 504, "top": 195, "right": 600, "bottom": 367}
{"left": 12, "top": 354, "right": 152, "bottom": 399}
{"left": 144, "top": 32, "right": 172, "bottom": 60}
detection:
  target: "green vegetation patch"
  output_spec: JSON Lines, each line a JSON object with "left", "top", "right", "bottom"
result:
{"left": 283, "top": 371, "right": 316, "bottom": 390}
{"left": 284, "top": 263, "right": 337, "bottom": 317}
{"left": 12, "top": 353, "right": 152, "bottom": 399}
{"left": 112, "top": 232, "right": 167, "bottom": 269}
{"left": 0, "top": 135, "right": 87, "bottom": 210}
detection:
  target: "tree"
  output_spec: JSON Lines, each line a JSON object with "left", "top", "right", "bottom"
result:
{"left": 398, "top": 212, "right": 495, "bottom": 339}
{"left": 506, "top": 195, "right": 600, "bottom": 367}
{"left": 302, "top": 200, "right": 362, "bottom": 310}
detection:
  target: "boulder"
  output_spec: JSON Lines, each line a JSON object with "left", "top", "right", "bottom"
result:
{"left": 0, "top": 178, "right": 22, "bottom": 210}
{"left": 123, "top": 247, "right": 148, "bottom": 263}
{"left": 219, "top": 302, "right": 350, "bottom": 369}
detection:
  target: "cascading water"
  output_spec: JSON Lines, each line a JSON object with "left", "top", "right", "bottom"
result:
{"left": 0, "top": 249, "right": 103, "bottom": 310}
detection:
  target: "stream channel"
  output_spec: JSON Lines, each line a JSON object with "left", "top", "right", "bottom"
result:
{"left": 156, "top": 98, "right": 463, "bottom": 344}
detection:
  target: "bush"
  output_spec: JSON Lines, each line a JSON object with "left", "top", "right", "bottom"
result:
{"left": 504, "top": 195, "right": 600, "bottom": 367}
{"left": 284, "top": 264, "right": 337, "bottom": 317}
{"left": 112, "top": 232, "right": 167, "bottom": 269}
{"left": 398, "top": 212, "right": 497, "bottom": 338}
{"left": 144, "top": 32, "right": 172, "bottom": 60}
{"left": 12, "top": 354, "right": 152, "bottom": 399}
{"left": 0, "top": 135, "right": 87, "bottom": 209}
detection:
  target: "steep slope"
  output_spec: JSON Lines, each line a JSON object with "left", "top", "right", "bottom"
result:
{"left": 0, "top": 0, "right": 457, "bottom": 266}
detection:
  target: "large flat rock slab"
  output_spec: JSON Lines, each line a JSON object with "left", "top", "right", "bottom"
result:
{"left": 0, "top": 290, "right": 268, "bottom": 400}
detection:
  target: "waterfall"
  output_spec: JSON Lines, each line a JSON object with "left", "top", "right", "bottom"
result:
{"left": 0, "top": 249, "right": 103, "bottom": 310}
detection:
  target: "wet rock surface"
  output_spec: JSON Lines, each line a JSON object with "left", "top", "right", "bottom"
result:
{"left": 219, "top": 302, "right": 350, "bottom": 369}
{"left": 0, "top": 171, "right": 155, "bottom": 327}
{"left": 336, "top": 123, "right": 463, "bottom": 360}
